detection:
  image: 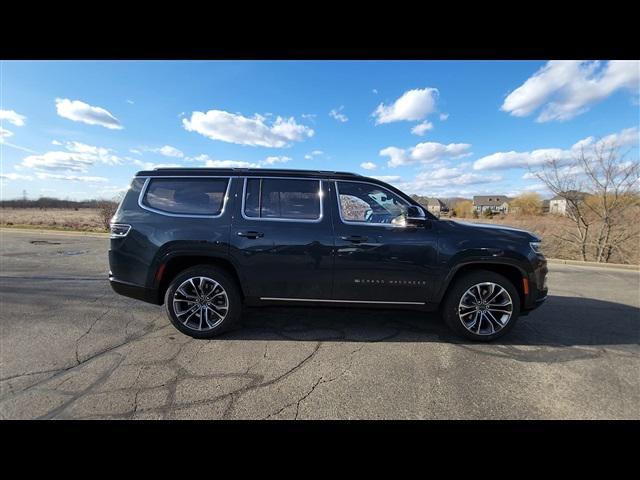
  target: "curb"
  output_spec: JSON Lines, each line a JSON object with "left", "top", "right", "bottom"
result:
{"left": 547, "top": 258, "right": 639, "bottom": 271}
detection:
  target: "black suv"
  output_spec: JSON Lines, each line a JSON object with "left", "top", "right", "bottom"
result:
{"left": 109, "top": 168, "right": 547, "bottom": 341}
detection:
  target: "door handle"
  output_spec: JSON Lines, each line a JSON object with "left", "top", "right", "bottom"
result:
{"left": 237, "top": 231, "right": 264, "bottom": 239}
{"left": 340, "top": 235, "right": 368, "bottom": 243}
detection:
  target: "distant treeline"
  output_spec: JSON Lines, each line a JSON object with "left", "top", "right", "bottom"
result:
{"left": 1, "top": 197, "right": 117, "bottom": 209}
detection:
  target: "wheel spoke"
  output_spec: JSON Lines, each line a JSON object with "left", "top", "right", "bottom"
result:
{"left": 207, "top": 291, "right": 225, "bottom": 301}
{"left": 176, "top": 304, "right": 198, "bottom": 317}
{"left": 206, "top": 305, "right": 224, "bottom": 320}
{"left": 486, "top": 310, "right": 505, "bottom": 327}
{"left": 488, "top": 298, "right": 511, "bottom": 307}
{"left": 175, "top": 298, "right": 197, "bottom": 304}
{"left": 485, "top": 286, "right": 504, "bottom": 304}
{"left": 475, "top": 285, "right": 483, "bottom": 301}
{"left": 176, "top": 287, "right": 197, "bottom": 300}
{"left": 476, "top": 312, "right": 483, "bottom": 334}
{"left": 203, "top": 307, "right": 215, "bottom": 328}
{"left": 182, "top": 306, "right": 200, "bottom": 325}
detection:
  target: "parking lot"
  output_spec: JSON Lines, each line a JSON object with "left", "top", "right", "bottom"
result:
{"left": 0, "top": 229, "right": 638, "bottom": 419}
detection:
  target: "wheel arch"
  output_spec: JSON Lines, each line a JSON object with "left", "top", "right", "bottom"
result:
{"left": 154, "top": 253, "right": 244, "bottom": 305}
{"left": 436, "top": 261, "right": 528, "bottom": 309}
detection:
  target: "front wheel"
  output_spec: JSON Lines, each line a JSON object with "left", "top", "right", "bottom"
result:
{"left": 442, "top": 270, "right": 520, "bottom": 342}
{"left": 164, "top": 266, "right": 242, "bottom": 339}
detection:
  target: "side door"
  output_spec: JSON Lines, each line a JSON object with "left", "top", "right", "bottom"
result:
{"left": 229, "top": 176, "right": 335, "bottom": 300}
{"left": 331, "top": 180, "right": 439, "bottom": 304}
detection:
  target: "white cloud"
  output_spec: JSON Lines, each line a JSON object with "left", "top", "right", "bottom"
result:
{"left": 190, "top": 154, "right": 293, "bottom": 168}
{"left": 360, "top": 162, "right": 377, "bottom": 170}
{"left": 1, "top": 127, "right": 14, "bottom": 138}
{"left": 183, "top": 109, "right": 313, "bottom": 147}
{"left": 502, "top": 60, "right": 640, "bottom": 122}
{"left": 373, "top": 88, "right": 438, "bottom": 124}
{"left": 34, "top": 173, "right": 108, "bottom": 183}
{"left": 205, "top": 159, "right": 260, "bottom": 168}
{"left": 126, "top": 99, "right": 135, "bottom": 104}
{"left": 151, "top": 145, "right": 184, "bottom": 158}
{"left": 20, "top": 141, "right": 123, "bottom": 172}
{"left": 371, "top": 175, "right": 401, "bottom": 183}
{"left": 21, "top": 151, "right": 96, "bottom": 172}
{"left": 0, "top": 109, "right": 26, "bottom": 127}
{"left": 262, "top": 156, "right": 292, "bottom": 165}
{"left": 132, "top": 159, "right": 181, "bottom": 170}
{"left": 329, "top": 106, "right": 348, "bottom": 123}
{"left": 192, "top": 154, "right": 260, "bottom": 169}
{"left": 304, "top": 150, "right": 324, "bottom": 160}
{"left": 439, "top": 113, "right": 449, "bottom": 121}
{"left": 380, "top": 141, "right": 472, "bottom": 167}
{"left": 0, "top": 173, "right": 33, "bottom": 181}
{"left": 473, "top": 126, "right": 640, "bottom": 170}
{"left": 411, "top": 121, "right": 434, "bottom": 136}
{"left": 397, "top": 168, "right": 503, "bottom": 195}
{"left": 63, "top": 141, "right": 123, "bottom": 165}
{"left": 97, "top": 185, "right": 130, "bottom": 198}
{"left": 55, "top": 98, "right": 123, "bottom": 130}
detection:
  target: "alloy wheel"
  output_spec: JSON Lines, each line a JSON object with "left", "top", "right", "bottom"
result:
{"left": 458, "top": 282, "right": 513, "bottom": 336}
{"left": 172, "top": 276, "right": 229, "bottom": 331}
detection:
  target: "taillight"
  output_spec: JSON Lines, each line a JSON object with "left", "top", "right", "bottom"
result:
{"left": 110, "top": 224, "right": 131, "bottom": 239}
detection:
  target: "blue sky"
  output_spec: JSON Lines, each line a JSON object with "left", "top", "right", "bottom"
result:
{"left": 1, "top": 60, "right": 638, "bottom": 200}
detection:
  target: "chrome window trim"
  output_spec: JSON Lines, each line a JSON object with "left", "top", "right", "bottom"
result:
{"left": 260, "top": 297, "right": 425, "bottom": 305}
{"left": 334, "top": 179, "right": 411, "bottom": 228}
{"left": 240, "top": 177, "right": 324, "bottom": 223}
{"left": 137, "top": 176, "right": 233, "bottom": 219}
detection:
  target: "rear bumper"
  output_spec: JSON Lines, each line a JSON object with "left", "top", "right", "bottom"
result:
{"left": 109, "top": 274, "right": 161, "bottom": 305}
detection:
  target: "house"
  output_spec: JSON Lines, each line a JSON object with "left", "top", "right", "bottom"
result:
{"left": 549, "top": 190, "right": 589, "bottom": 215}
{"left": 473, "top": 195, "right": 509, "bottom": 214}
{"left": 424, "top": 198, "right": 448, "bottom": 217}
{"left": 542, "top": 199, "right": 550, "bottom": 214}
{"left": 409, "top": 195, "right": 449, "bottom": 217}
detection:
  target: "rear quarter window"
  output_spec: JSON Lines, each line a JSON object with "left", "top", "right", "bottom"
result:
{"left": 141, "top": 177, "right": 229, "bottom": 216}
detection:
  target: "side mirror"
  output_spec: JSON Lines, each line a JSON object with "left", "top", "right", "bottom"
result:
{"left": 406, "top": 205, "right": 428, "bottom": 227}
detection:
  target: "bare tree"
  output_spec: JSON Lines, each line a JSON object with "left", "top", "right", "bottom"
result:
{"left": 532, "top": 142, "right": 639, "bottom": 263}
{"left": 96, "top": 193, "right": 125, "bottom": 230}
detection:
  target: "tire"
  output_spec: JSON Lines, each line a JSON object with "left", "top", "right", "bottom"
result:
{"left": 442, "top": 270, "right": 520, "bottom": 342}
{"left": 164, "top": 265, "right": 242, "bottom": 339}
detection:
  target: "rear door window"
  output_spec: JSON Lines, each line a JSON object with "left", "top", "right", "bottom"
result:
{"left": 142, "top": 177, "right": 229, "bottom": 216}
{"left": 243, "top": 178, "right": 321, "bottom": 220}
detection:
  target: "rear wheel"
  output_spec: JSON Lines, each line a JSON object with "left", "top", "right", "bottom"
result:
{"left": 164, "top": 266, "right": 242, "bottom": 339}
{"left": 442, "top": 270, "right": 520, "bottom": 341}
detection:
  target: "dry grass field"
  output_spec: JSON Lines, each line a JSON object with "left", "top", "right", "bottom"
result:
{"left": 459, "top": 213, "right": 640, "bottom": 265}
{"left": 0, "top": 208, "right": 107, "bottom": 232}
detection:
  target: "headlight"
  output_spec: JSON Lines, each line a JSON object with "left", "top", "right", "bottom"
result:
{"left": 530, "top": 241, "right": 542, "bottom": 255}
{"left": 110, "top": 223, "right": 131, "bottom": 238}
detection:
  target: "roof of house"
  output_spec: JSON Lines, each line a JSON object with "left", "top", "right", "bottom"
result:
{"left": 473, "top": 195, "right": 508, "bottom": 206}
{"left": 425, "top": 198, "right": 446, "bottom": 208}
{"left": 550, "top": 190, "right": 590, "bottom": 201}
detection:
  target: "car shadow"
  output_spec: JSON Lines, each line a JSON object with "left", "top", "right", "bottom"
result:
{"left": 226, "top": 295, "right": 640, "bottom": 348}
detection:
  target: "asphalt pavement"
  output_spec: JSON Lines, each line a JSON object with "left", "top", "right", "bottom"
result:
{"left": 0, "top": 229, "right": 638, "bottom": 419}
